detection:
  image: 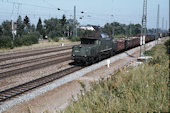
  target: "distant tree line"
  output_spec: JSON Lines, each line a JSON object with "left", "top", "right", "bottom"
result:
{"left": 102, "top": 22, "right": 142, "bottom": 38}
{"left": 0, "top": 14, "right": 156, "bottom": 49}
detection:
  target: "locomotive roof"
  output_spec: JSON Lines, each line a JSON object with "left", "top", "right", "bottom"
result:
{"left": 82, "top": 33, "right": 112, "bottom": 40}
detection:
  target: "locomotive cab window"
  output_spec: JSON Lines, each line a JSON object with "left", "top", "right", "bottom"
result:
{"left": 81, "top": 38, "right": 96, "bottom": 44}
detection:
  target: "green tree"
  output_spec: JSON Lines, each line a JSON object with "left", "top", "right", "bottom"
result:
{"left": 60, "top": 15, "right": 67, "bottom": 26}
{"left": 0, "top": 25, "right": 2, "bottom": 37}
{"left": 24, "top": 15, "right": 30, "bottom": 33}
{"left": 2, "top": 20, "right": 12, "bottom": 36}
{"left": 60, "top": 15, "right": 67, "bottom": 36}
{"left": 30, "top": 24, "right": 36, "bottom": 32}
{"left": 44, "top": 17, "right": 62, "bottom": 38}
{"left": 36, "top": 18, "right": 43, "bottom": 35}
{"left": 66, "top": 19, "right": 74, "bottom": 37}
{"left": 134, "top": 24, "right": 141, "bottom": 35}
{"left": 16, "top": 15, "right": 25, "bottom": 37}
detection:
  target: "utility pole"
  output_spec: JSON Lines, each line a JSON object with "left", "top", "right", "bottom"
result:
{"left": 166, "top": 20, "right": 167, "bottom": 31}
{"left": 111, "top": 15, "right": 114, "bottom": 37}
{"left": 11, "top": 19, "right": 15, "bottom": 46}
{"left": 140, "top": 0, "right": 147, "bottom": 57}
{"left": 162, "top": 17, "right": 164, "bottom": 31}
{"left": 156, "top": 4, "right": 160, "bottom": 44}
{"left": 73, "top": 6, "right": 77, "bottom": 37}
{"left": 130, "top": 22, "right": 132, "bottom": 37}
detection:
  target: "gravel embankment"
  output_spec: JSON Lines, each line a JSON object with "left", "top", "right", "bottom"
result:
{"left": 0, "top": 49, "right": 71, "bottom": 69}
{"left": 0, "top": 60, "right": 72, "bottom": 92}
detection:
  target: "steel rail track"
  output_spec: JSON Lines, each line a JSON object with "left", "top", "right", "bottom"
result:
{"left": 0, "top": 56, "right": 71, "bottom": 79}
{"left": 0, "top": 52, "right": 71, "bottom": 69}
{"left": 0, "top": 66, "right": 83, "bottom": 103}
{"left": 0, "top": 45, "right": 72, "bottom": 57}
{"left": 0, "top": 46, "right": 72, "bottom": 62}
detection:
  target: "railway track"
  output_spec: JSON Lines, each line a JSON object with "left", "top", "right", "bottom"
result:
{"left": 0, "top": 51, "right": 71, "bottom": 69}
{"left": 0, "top": 46, "right": 72, "bottom": 62}
{"left": 0, "top": 56, "right": 71, "bottom": 79}
{"left": 0, "top": 66, "right": 83, "bottom": 103}
{"left": 0, "top": 45, "right": 72, "bottom": 57}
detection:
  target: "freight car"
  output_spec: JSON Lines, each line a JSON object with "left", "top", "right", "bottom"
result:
{"left": 72, "top": 33, "right": 156, "bottom": 65}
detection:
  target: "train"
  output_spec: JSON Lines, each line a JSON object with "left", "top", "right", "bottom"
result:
{"left": 72, "top": 32, "right": 167, "bottom": 65}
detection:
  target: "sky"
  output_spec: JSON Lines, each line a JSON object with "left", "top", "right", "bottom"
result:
{"left": 0, "top": 0, "right": 169, "bottom": 29}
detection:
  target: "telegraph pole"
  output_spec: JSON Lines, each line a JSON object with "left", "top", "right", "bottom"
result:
{"left": 166, "top": 20, "right": 167, "bottom": 31}
{"left": 111, "top": 15, "right": 114, "bottom": 37}
{"left": 140, "top": 0, "right": 147, "bottom": 57}
{"left": 11, "top": 17, "right": 15, "bottom": 48}
{"left": 156, "top": 4, "right": 160, "bottom": 44}
{"left": 73, "top": 6, "right": 77, "bottom": 37}
{"left": 162, "top": 17, "right": 164, "bottom": 31}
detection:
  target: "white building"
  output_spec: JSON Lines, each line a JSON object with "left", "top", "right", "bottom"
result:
{"left": 79, "top": 25, "right": 95, "bottom": 31}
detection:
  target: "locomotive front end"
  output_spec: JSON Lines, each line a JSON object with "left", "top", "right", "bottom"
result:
{"left": 72, "top": 44, "right": 96, "bottom": 63}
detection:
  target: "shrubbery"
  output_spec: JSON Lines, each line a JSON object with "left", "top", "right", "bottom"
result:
{"left": 70, "top": 36, "right": 80, "bottom": 42}
{"left": 0, "top": 36, "right": 12, "bottom": 48}
{"left": 144, "top": 50, "right": 155, "bottom": 56}
{"left": 0, "top": 32, "right": 39, "bottom": 49}
{"left": 53, "top": 37, "right": 59, "bottom": 42}
{"left": 14, "top": 37, "right": 22, "bottom": 47}
{"left": 114, "top": 34, "right": 126, "bottom": 39}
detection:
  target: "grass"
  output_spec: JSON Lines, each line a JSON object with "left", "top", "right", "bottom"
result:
{"left": 0, "top": 38, "right": 79, "bottom": 52}
{"left": 64, "top": 39, "right": 169, "bottom": 113}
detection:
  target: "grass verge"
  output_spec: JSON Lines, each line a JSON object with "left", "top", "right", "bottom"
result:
{"left": 64, "top": 40, "right": 169, "bottom": 113}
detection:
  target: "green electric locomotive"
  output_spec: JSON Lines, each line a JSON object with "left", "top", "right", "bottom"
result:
{"left": 72, "top": 33, "right": 115, "bottom": 65}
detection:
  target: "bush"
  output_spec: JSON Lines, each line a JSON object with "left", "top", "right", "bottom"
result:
{"left": 144, "top": 50, "right": 154, "bottom": 56}
{"left": 0, "top": 36, "right": 12, "bottom": 48}
{"left": 53, "top": 37, "right": 59, "bottom": 42}
{"left": 70, "top": 36, "right": 80, "bottom": 42}
{"left": 21, "top": 33, "right": 39, "bottom": 46}
{"left": 21, "top": 35, "right": 32, "bottom": 46}
{"left": 0, "top": 32, "right": 39, "bottom": 49}
{"left": 164, "top": 39, "right": 170, "bottom": 54}
{"left": 14, "top": 37, "right": 23, "bottom": 47}
{"left": 114, "top": 34, "right": 126, "bottom": 39}
{"left": 48, "top": 31, "right": 56, "bottom": 39}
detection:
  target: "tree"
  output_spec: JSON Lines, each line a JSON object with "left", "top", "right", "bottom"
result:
{"left": 24, "top": 15, "right": 30, "bottom": 33}
{"left": 66, "top": 19, "right": 74, "bottom": 37}
{"left": 36, "top": 18, "right": 43, "bottom": 35}
{"left": 60, "top": 15, "right": 67, "bottom": 26}
{"left": 30, "top": 24, "right": 36, "bottom": 32}
{"left": 2, "top": 20, "right": 12, "bottom": 36}
{"left": 134, "top": 24, "right": 141, "bottom": 35}
{"left": 0, "top": 25, "right": 2, "bottom": 37}
{"left": 16, "top": 15, "right": 25, "bottom": 37}
{"left": 103, "top": 23, "right": 113, "bottom": 36}
{"left": 60, "top": 15, "right": 67, "bottom": 36}
{"left": 44, "top": 17, "right": 63, "bottom": 38}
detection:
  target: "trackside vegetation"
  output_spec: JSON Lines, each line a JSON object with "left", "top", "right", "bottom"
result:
{"left": 64, "top": 39, "right": 169, "bottom": 113}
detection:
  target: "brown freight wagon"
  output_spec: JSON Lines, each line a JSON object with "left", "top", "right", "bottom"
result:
{"left": 116, "top": 40, "right": 125, "bottom": 52}
{"left": 132, "top": 37, "right": 140, "bottom": 47}
{"left": 125, "top": 39, "right": 133, "bottom": 50}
